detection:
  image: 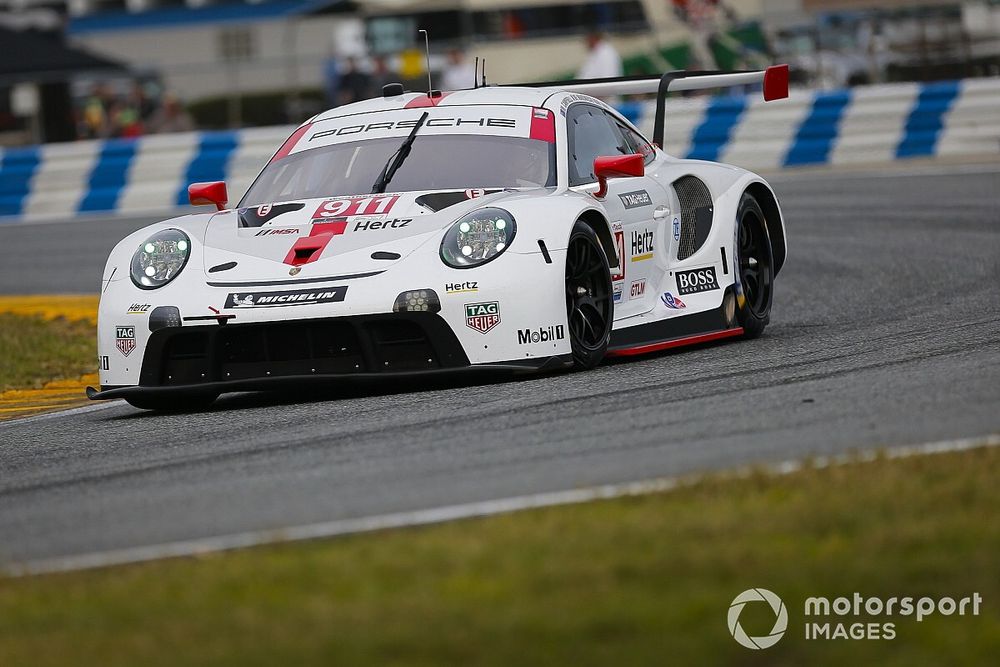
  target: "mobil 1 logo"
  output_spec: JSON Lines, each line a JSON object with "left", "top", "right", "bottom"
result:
{"left": 517, "top": 325, "right": 565, "bottom": 345}
{"left": 675, "top": 266, "right": 719, "bottom": 295}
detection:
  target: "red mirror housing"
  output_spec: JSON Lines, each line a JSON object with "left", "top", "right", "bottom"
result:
{"left": 593, "top": 154, "right": 645, "bottom": 199}
{"left": 188, "top": 181, "right": 228, "bottom": 211}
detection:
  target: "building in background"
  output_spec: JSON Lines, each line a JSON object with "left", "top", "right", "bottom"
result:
{"left": 1, "top": 0, "right": 998, "bottom": 142}
{"left": 0, "top": 22, "right": 127, "bottom": 144}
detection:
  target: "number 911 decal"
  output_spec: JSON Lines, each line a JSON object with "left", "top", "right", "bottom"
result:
{"left": 311, "top": 195, "right": 400, "bottom": 221}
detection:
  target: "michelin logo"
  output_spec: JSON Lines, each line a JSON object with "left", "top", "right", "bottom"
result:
{"left": 225, "top": 287, "right": 347, "bottom": 308}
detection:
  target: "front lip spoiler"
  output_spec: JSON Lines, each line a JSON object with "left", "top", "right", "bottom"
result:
{"left": 86, "top": 356, "right": 571, "bottom": 401}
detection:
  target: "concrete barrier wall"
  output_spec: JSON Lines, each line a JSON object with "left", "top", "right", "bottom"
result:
{"left": 1, "top": 77, "right": 998, "bottom": 223}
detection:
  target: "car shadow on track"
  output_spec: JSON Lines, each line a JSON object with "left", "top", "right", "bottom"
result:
{"left": 105, "top": 335, "right": 759, "bottom": 420}
{"left": 105, "top": 370, "right": 546, "bottom": 420}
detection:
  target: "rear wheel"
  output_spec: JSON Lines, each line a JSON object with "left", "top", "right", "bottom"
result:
{"left": 125, "top": 392, "right": 218, "bottom": 412}
{"left": 735, "top": 193, "right": 774, "bottom": 339}
{"left": 565, "top": 220, "right": 613, "bottom": 369}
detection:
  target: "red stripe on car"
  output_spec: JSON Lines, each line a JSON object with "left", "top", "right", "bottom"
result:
{"left": 270, "top": 123, "right": 313, "bottom": 163}
{"left": 283, "top": 221, "right": 347, "bottom": 266}
{"left": 606, "top": 328, "right": 744, "bottom": 357}
{"left": 404, "top": 93, "right": 451, "bottom": 108}
{"left": 529, "top": 108, "right": 555, "bottom": 143}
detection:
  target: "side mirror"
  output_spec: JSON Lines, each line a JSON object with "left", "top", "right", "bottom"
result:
{"left": 593, "top": 154, "right": 644, "bottom": 199}
{"left": 188, "top": 181, "right": 228, "bottom": 211}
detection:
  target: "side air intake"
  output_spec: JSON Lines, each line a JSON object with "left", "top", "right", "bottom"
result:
{"left": 672, "top": 176, "right": 714, "bottom": 260}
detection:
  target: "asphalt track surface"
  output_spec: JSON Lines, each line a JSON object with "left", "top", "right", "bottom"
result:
{"left": 1, "top": 164, "right": 998, "bottom": 568}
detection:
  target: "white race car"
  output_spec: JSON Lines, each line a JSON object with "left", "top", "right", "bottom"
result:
{"left": 88, "top": 66, "right": 790, "bottom": 410}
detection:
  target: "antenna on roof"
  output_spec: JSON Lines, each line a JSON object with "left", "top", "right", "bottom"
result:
{"left": 418, "top": 29, "right": 433, "bottom": 98}
{"left": 474, "top": 56, "right": 479, "bottom": 89}
{"left": 482, "top": 58, "right": 487, "bottom": 87}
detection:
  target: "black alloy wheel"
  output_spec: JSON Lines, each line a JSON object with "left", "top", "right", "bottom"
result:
{"left": 565, "top": 220, "right": 613, "bottom": 368}
{"left": 735, "top": 193, "right": 774, "bottom": 338}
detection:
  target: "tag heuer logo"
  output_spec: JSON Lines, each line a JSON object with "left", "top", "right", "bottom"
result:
{"left": 465, "top": 301, "right": 500, "bottom": 334}
{"left": 115, "top": 325, "right": 136, "bottom": 357}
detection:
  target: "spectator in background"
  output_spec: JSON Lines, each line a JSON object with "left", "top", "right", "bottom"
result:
{"left": 441, "top": 48, "right": 476, "bottom": 91}
{"left": 322, "top": 52, "right": 341, "bottom": 107}
{"left": 577, "top": 31, "right": 622, "bottom": 80}
{"left": 111, "top": 99, "right": 143, "bottom": 138}
{"left": 370, "top": 55, "right": 398, "bottom": 94}
{"left": 338, "top": 57, "right": 372, "bottom": 105}
{"left": 81, "top": 84, "right": 113, "bottom": 139}
{"left": 149, "top": 94, "right": 193, "bottom": 133}
{"left": 130, "top": 82, "right": 156, "bottom": 124}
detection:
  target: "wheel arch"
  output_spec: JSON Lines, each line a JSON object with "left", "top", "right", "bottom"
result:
{"left": 577, "top": 209, "right": 619, "bottom": 270}
{"left": 744, "top": 182, "right": 786, "bottom": 276}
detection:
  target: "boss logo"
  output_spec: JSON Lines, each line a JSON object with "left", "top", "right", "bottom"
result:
{"left": 675, "top": 266, "right": 719, "bottom": 295}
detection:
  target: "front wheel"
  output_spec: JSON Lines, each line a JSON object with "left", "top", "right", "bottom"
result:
{"left": 565, "top": 220, "right": 613, "bottom": 369}
{"left": 735, "top": 193, "right": 774, "bottom": 339}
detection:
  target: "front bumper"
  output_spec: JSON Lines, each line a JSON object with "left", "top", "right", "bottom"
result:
{"left": 88, "top": 312, "right": 570, "bottom": 400}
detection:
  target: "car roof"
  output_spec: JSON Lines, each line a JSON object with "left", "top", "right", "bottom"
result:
{"left": 310, "top": 86, "right": 561, "bottom": 123}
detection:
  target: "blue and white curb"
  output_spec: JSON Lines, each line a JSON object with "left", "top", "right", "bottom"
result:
{"left": 1, "top": 77, "right": 998, "bottom": 223}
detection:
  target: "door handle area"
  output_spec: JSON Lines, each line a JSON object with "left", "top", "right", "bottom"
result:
{"left": 653, "top": 206, "right": 670, "bottom": 219}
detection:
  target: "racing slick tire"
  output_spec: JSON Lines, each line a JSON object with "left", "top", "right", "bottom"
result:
{"left": 565, "top": 220, "right": 614, "bottom": 369}
{"left": 125, "top": 392, "right": 219, "bottom": 412}
{"left": 735, "top": 192, "right": 774, "bottom": 339}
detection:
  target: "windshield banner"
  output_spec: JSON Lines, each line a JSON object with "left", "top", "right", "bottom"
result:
{"left": 293, "top": 106, "right": 545, "bottom": 155}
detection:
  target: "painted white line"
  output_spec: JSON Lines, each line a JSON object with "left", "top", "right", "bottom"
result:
{"left": 0, "top": 209, "right": 184, "bottom": 229}
{"left": 5, "top": 432, "right": 998, "bottom": 577}
{"left": 0, "top": 400, "right": 123, "bottom": 429}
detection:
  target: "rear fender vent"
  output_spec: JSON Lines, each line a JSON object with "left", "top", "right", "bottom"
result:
{"left": 671, "top": 176, "right": 714, "bottom": 260}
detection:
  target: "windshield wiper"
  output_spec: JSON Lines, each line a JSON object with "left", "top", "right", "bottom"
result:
{"left": 371, "top": 111, "right": 429, "bottom": 194}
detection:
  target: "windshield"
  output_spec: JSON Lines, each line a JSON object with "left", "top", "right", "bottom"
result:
{"left": 241, "top": 134, "right": 556, "bottom": 207}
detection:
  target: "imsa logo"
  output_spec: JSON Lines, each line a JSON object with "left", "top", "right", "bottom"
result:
{"left": 517, "top": 325, "right": 565, "bottom": 345}
{"left": 675, "top": 266, "right": 719, "bottom": 295}
{"left": 115, "top": 325, "right": 136, "bottom": 357}
{"left": 465, "top": 301, "right": 500, "bottom": 334}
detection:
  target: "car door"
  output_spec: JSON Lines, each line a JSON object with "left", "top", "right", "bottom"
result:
{"left": 566, "top": 103, "right": 669, "bottom": 318}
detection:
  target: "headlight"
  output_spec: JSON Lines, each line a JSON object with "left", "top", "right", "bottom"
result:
{"left": 130, "top": 229, "right": 191, "bottom": 289}
{"left": 440, "top": 208, "right": 516, "bottom": 269}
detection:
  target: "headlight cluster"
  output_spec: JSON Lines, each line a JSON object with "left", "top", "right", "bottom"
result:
{"left": 130, "top": 229, "right": 191, "bottom": 289}
{"left": 440, "top": 208, "right": 516, "bottom": 269}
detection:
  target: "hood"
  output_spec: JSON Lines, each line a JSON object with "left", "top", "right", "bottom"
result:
{"left": 201, "top": 189, "right": 514, "bottom": 282}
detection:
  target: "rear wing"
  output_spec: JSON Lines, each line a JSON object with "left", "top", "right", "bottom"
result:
{"left": 514, "top": 65, "right": 789, "bottom": 147}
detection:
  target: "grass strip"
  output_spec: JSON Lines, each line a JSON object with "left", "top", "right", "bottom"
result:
{"left": 0, "top": 297, "right": 98, "bottom": 419}
{"left": 0, "top": 445, "right": 996, "bottom": 666}
{"left": 0, "top": 313, "right": 95, "bottom": 393}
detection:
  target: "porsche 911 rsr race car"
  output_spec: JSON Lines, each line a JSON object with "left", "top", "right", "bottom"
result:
{"left": 88, "top": 67, "right": 790, "bottom": 410}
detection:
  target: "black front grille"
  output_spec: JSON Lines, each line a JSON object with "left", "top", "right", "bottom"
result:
{"left": 140, "top": 314, "right": 469, "bottom": 387}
